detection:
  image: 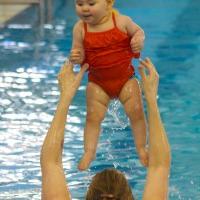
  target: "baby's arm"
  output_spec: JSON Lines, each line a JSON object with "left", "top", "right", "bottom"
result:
{"left": 123, "top": 16, "right": 145, "bottom": 53}
{"left": 70, "top": 21, "right": 85, "bottom": 64}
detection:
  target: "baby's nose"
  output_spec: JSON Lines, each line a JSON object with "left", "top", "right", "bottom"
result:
{"left": 82, "top": 5, "right": 89, "bottom": 12}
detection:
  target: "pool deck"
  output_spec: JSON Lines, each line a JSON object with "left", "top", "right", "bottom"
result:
{"left": 0, "top": 4, "right": 30, "bottom": 24}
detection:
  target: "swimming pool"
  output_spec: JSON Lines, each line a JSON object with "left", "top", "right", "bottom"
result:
{"left": 0, "top": 0, "right": 200, "bottom": 199}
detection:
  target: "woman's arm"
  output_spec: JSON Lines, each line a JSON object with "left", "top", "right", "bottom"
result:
{"left": 40, "top": 62, "right": 88, "bottom": 200}
{"left": 139, "top": 58, "right": 171, "bottom": 200}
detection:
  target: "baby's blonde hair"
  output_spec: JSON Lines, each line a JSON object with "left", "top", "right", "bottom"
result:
{"left": 107, "top": 0, "right": 115, "bottom": 5}
{"left": 106, "top": 0, "right": 119, "bottom": 15}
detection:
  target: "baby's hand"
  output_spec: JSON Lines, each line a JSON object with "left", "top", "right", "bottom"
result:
{"left": 130, "top": 36, "right": 144, "bottom": 53}
{"left": 69, "top": 49, "right": 85, "bottom": 64}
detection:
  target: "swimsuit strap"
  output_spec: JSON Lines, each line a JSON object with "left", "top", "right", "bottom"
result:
{"left": 83, "top": 22, "right": 87, "bottom": 32}
{"left": 112, "top": 12, "right": 117, "bottom": 27}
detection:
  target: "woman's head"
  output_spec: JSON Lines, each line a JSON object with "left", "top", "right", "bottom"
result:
{"left": 86, "top": 169, "right": 134, "bottom": 200}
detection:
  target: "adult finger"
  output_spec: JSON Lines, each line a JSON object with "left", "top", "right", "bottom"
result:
{"left": 139, "top": 58, "right": 150, "bottom": 69}
{"left": 63, "top": 59, "right": 72, "bottom": 69}
{"left": 147, "top": 58, "right": 158, "bottom": 76}
{"left": 69, "top": 57, "right": 78, "bottom": 64}
{"left": 144, "top": 58, "right": 159, "bottom": 79}
{"left": 58, "top": 63, "right": 66, "bottom": 76}
{"left": 81, "top": 63, "right": 89, "bottom": 72}
{"left": 138, "top": 65, "right": 146, "bottom": 81}
{"left": 59, "top": 60, "right": 72, "bottom": 76}
{"left": 64, "top": 60, "right": 74, "bottom": 72}
{"left": 145, "top": 58, "right": 156, "bottom": 71}
{"left": 139, "top": 58, "right": 152, "bottom": 77}
{"left": 77, "top": 63, "right": 89, "bottom": 80}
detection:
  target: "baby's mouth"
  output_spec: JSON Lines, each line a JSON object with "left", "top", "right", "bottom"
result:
{"left": 83, "top": 14, "right": 92, "bottom": 19}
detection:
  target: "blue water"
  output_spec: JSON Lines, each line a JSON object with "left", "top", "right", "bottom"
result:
{"left": 0, "top": 0, "right": 200, "bottom": 199}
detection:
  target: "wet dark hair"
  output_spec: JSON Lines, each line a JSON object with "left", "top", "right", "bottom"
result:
{"left": 86, "top": 169, "right": 135, "bottom": 200}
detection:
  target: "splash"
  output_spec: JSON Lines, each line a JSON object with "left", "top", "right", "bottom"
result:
{"left": 108, "top": 99, "right": 129, "bottom": 130}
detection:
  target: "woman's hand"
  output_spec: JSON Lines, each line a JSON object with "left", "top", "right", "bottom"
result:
{"left": 138, "top": 58, "right": 159, "bottom": 102}
{"left": 57, "top": 61, "right": 88, "bottom": 102}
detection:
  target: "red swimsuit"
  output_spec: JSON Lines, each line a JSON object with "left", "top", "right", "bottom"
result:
{"left": 83, "top": 13, "right": 140, "bottom": 98}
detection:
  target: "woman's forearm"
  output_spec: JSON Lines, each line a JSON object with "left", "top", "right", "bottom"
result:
{"left": 147, "top": 99, "right": 171, "bottom": 168}
{"left": 40, "top": 98, "right": 69, "bottom": 165}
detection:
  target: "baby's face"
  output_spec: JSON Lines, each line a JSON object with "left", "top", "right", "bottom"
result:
{"left": 75, "top": 0, "right": 112, "bottom": 25}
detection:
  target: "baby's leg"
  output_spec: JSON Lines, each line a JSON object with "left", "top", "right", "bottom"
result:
{"left": 119, "top": 78, "right": 148, "bottom": 167}
{"left": 78, "top": 82, "right": 110, "bottom": 170}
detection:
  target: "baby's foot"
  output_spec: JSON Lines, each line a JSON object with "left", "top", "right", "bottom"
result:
{"left": 138, "top": 148, "right": 149, "bottom": 167}
{"left": 78, "top": 151, "right": 95, "bottom": 171}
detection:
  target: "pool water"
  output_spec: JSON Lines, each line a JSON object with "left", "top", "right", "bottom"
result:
{"left": 0, "top": 0, "right": 200, "bottom": 199}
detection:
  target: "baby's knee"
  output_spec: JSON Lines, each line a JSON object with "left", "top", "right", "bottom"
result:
{"left": 128, "top": 104, "right": 144, "bottom": 121}
{"left": 86, "top": 110, "right": 105, "bottom": 123}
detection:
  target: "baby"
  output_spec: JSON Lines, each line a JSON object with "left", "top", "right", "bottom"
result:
{"left": 70, "top": 0, "right": 148, "bottom": 170}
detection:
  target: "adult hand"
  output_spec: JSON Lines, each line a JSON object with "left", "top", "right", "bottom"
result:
{"left": 138, "top": 58, "right": 159, "bottom": 102}
{"left": 57, "top": 60, "right": 89, "bottom": 101}
{"left": 41, "top": 60, "right": 88, "bottom": 200}
{"left": 69, "top": 48, "right": 85, "bottom": 64}
{"left": 139, "top": 59, "right": 171, "bottom": 200}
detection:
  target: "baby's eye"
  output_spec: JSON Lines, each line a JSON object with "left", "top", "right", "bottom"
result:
{"left": 76, "top": 1, "right": 83, "bottom": 6}
{"left": 77, "top": 3, "right": 83, "bottom": 6}
{"left": 89, "top": 2, "right": 95, "bottom": 6}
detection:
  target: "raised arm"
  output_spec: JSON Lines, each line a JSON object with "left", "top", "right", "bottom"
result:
{"left": 40, "top": 61, "right": 88, "bottom": 200}
{"left": 139, "top": 58, "right": 171, "bottom": 200}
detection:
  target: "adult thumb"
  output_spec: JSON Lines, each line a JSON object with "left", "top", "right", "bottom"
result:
{"left": 81, "top": 63, "right": 89, "bottom": 72}
{"left": 138, "top": 65, "right": 146, "bottom": 81}
{"left": 77, "top": 63, "right": 89, "bottom": 79}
